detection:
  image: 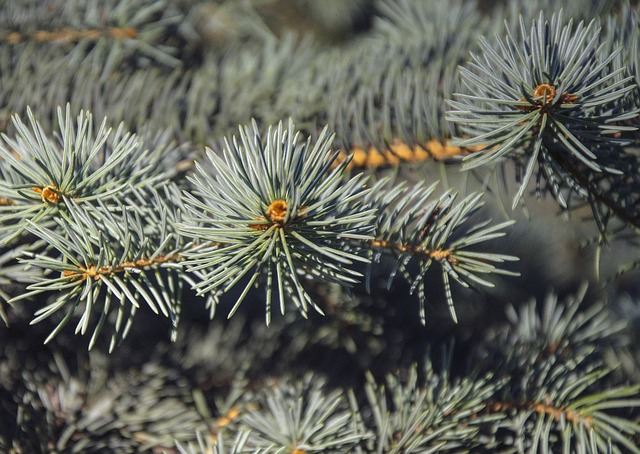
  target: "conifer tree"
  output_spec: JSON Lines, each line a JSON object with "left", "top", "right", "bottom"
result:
{"left": 0, "top": 0, "right": 639, "bottom": 452}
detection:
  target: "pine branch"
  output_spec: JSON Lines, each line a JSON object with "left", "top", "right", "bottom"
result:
{"left": 310, "top": 0, "right": 490, "bottom": 157}
{"left": 477, "top": 286, "right": 640, "bottom": 452}
{"left": 175, "top": 430, "right": 251, "bottom": 454}
{"left": 447, "top": 11, "right": 640, "bottom": 231}
{"left": 0, "top": 109, "right": 518, "bottom": 343}
{"left": 361, "top": 357, "right": 504, "bottom": 453}
{"left": 238, "top": 375, "right": 369, "bottom": 452}
{"left": 505, "top": 0, "right": 621, "bottom": 24}
{"left": 0, "top": 105, "right": 173, "bottom": 243}
{"left": 0, "top": 2, "right": 638, "bottom": 452}
{"left": 179, "top": 118, "right": 518, "bottom": 325}
{"left": 0, "top": 0, "right": 192, "bottom": 69}
{"left": 179, "top": 118, "right": 376, "bottom": 323}
{"left": 332, "top": 139, "right": 473, "bottom": 171}
{"left": 8, "top": 184, "right": 205, "bottom": 351}
{"left": 365, "top": 178, "right": 519, "bottom": 324}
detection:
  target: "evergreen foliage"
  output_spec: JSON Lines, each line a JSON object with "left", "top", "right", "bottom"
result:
{"left": 447, "top": 10, "right": 640, "bottom": 226}
{"left": 0, "top": 0, "right": 639, "bottom": 452}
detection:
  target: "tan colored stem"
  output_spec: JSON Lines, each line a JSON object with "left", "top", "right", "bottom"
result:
{"left": 334, "top": 139, "right": 477, "bottom": 170}
{"left": 63, "top": 253, "right": 182, "bottom": 281}
{"left": 371, "top": 239, "right": 458, "bottom": 264}
{"left": 2, "top": 27, "right": 137, "bottom": 44}
{"left": 489, "top": 400, "right": 593, "bottom": 427}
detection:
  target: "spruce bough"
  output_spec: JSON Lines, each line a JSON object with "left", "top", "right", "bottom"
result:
{"left": 1, "top": 0, "right": 639, "bottom": 452}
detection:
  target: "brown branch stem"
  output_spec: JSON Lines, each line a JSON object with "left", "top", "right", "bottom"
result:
{"left": 63, "top": 253, "right": 183, "bottom": 281}
{"left": 546, "top": 145, "right": 640, "bottom": 230}
{"left": 2, "top": 27, "right": 137, "bottom": 44}
{"left": 370, "top": 239, "right": 458, "bottom": 264}
{"left": 488, "top": 400, "right": 593, "bottom": 428}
